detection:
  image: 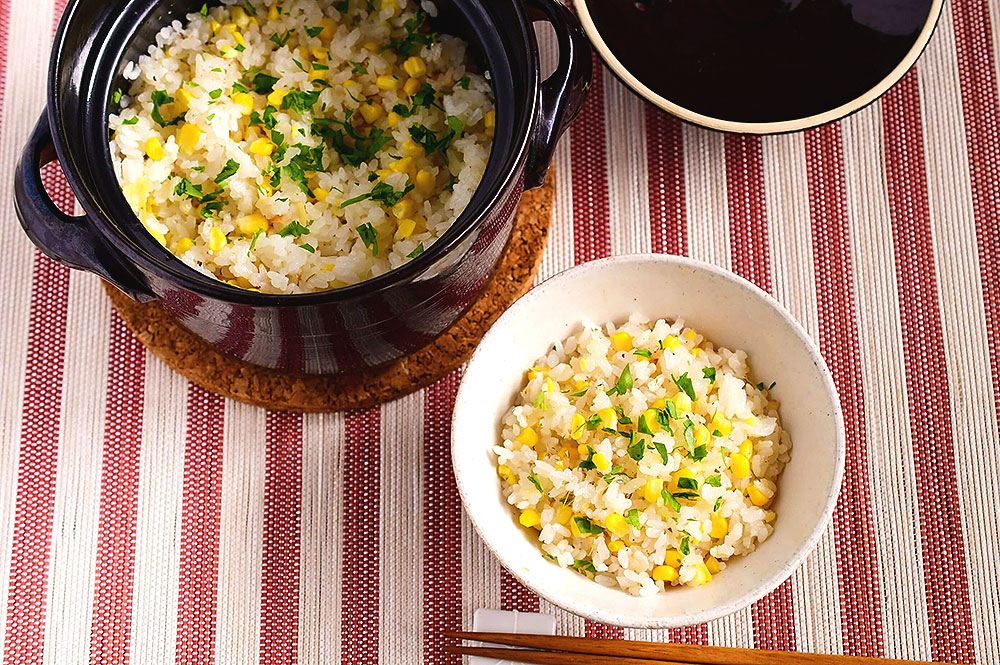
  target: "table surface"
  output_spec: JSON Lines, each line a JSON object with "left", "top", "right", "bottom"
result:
{"left": 3, "top": 1, "right": 1000, "bottom": 663}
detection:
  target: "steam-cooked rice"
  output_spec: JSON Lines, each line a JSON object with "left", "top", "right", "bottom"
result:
{"left": 110, "top": 0, "right": 494, "bottom": 293}
{"left": 494, "top": 315, "right": 790, "bottom": 595}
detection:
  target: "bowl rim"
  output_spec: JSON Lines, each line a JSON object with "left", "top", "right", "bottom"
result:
{"left": 451, "top": 253, "right": 846, "bottom": 628}
{"left": 571, "top": 0, "right": 944, "bottom": 135}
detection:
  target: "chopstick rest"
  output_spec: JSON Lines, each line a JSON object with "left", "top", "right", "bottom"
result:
{"left": 467, "top": 611, "right": 557, "bottom": 665}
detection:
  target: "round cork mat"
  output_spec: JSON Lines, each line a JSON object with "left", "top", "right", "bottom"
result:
{"left": 105, "top": 171, "right": 554, "bottom": 412}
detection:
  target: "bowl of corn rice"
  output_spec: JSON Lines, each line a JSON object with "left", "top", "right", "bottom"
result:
{"left": 452, "top": 254, "right": 844, "bottom": 627}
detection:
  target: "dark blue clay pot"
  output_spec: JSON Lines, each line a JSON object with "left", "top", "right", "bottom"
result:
{"left": 14, "top": 0, "right": 592, "bottom": 374}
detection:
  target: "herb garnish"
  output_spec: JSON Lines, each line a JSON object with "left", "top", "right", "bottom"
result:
{"left": 214, "top": 159, "right": 240, "bottom": 184}
{"left": 151, "top": 90, "right": 184, "bottom": 127}
{"left": 407, "top": 243, "right": 424, "bottom": 259}
{"left": 672, "top": 372, "right": 697, "bottom": 400}
{"left": 573, "top": 516, "right": 604, "bottom": 535}
{"left": 703, "top": 367, "right": 716, "bottom": 383}
{"left": 279, "top": 220, "right": 311, "bottom": 238}
{"left": 606, "top": 364, "right": 633, "bottom": 396}
{"left": 357, "top": 222, "right": 378, "bottom": 255}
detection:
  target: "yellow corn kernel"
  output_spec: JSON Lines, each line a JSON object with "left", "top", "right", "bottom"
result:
{"left": 177, "top": 123, "right": 202, "bottom": 154}
{"left": 231, "top": 6, "right": 250, "bottom": 26}
{"left": 684, "top": 329, "right": 698, "bottom": 341}
{"left": 651, "top": 398, "right": 666, "bottom": 411}
{"left": 391, "top": 197, "right": 417, "bottom": 219}
{"left": 569, "top": 413, "right": 586, "bottom": 441}
{"left": 175, "top": 87, "right": 194, "bottom": 111}
{"left": 400, "top": 55, "right": 426, "bottom": 78}
{"left": 691, "top": 346, "right": 703, "bottom": 357}
{"left": 574, "top": 379, "right": 589, "bottom": 391}
{"left": 396, "top": 218, "right": 416, "bottom": 239}
{"left": 311, "top": 46, "right": 329, "bottom": 61}
{"left": 313, "top": 187, "right": 330, "bottom": 202}
{"left": 672, "top": 393, "right": 693, "bottom": 413}
{"left": 229, "top": 27, "right": 245, "bottom": 47}
{"left": 267, "top": 4, "right": 279, "bottom": 20}
{"left": 705, "top": 556, "right": 721, "bottom": 575}
{"left": 747, "top": 482, "right": 772, "bottom": 507}
{"left": 147, "top": 228, "right": 167, "bottom": 245}
{"left": 308, "top": 67, "right": 327, "bottom": 82}
{"left": 232, "top": 91, "right": 254, "bottom": 115}
{"left": 608, "top": 540, "right": 625, "bottom": 554}
{"left": 611, "top": 331, "right": 633, "bottom": 352}
{"left": 414, "top": 169, "right": 435, "bottom": 196}
{"left": 730, "top": 452, "right": 751, "bottom": 479}
{"left": 342, "top": 78, "right": 360, "bottom": 90}
{"left": 570, "top": 514, "right": 585, "bottom": 538}
{"left": 710, "top": 514, "right": 728, "bottom": 539}
{"left": 249, "top": 138, "right": 274, "bottom": 156}
{"left": 692, "top": 563, "right": 712, "bottom": 585}
{"left": 709, "top": 413, "right": 732, "bottom": 436}
{"left": 259, "top": 181, "right": 274, "bottom": 197}
{"left": 639, "top": 409, "right": 661, "bottom": 435}
{"left": 319, "top": 17, "right": 337, "bottom": 40}
{"left": 663, "top": 549, "right": 684, "bottom": 568}
{"left": 175, "top": 237, "right": 194, "bottom": 253}
{"left": 592, "top": 453, "right": 611, "bottom": 473}
{"left": 764, "top": 510, "right": 777, "bottom": 523}
{"left": 519, "top": 509, "right": 540, "bottom": 528}
{"left": 387, "top": 111, "right": 402, "bottom": 128}
{"left": 739, "top": 439, "right": 753, "bottom": 458}
{"left": 375, "top": 168, "right": 391, "bottom": 181}
{"left": 359, "top": 103, "right": 383, "bottom": 124}
{"left": 579, "top": 357, "right": 590, "bottom": 371}
{"left": 363, "top": 40, "right": 378, "bottom": 51}
{"left": 208, "top": 227, "right": 226, "bottom": 252}
{"left": 545, "top": 377, "right": 555, "bottom": 393}
{"left": 220, "top": 45, "right": 239, "bottom": 59}
{"left": 376, "top": 75, "right": 400, "bottom": 91}
{"left": 596, "top": 407, "right": 617, "bottom": 431}
{"left": 661, "top": 335, "right": 680, "bottom": 351}
{"left": 746, "top": 416, "right": 761, "bottom": 427}
{"left": 379, "top": 0, "right": 399, "bottom": 14}
{"left": 403, "top": 77, "right": 422, "bottom": 96}
{"left": 267, "top": 88, "right": 288, "bottom": 108}
{"left": 389, "top": 157, "right": 413, "bottom": 174}
{"left": 556, "top": 504, "right": 572, "bottom": 525}
{"left": 693, "top": 424, "right": 710, "bottom": 446}
{"left": 402, "top": 139, "right": 424, "bottom": 157}
{"left": 577, "top": 444, "right": 590, "bottom": 457}
{"left": 652, "top": 565, "right": 678, "bottom": 582}
{"left": 484, "top": 109, "right": 496, "bottom": 130}
{"left": 144, "top": 136, "right": 165, "bottom": 161}
{"left": 236, "top": 213, "right": 268, "bottom": 236}
{"left": 516, "top": 426, "right": 538, "bottom": 449}
{"left": 497, "top": 464, "right": 514, "bottom": 484}
{"left": 643, "top": 478, "right": 664, "bottom": 503}
{"left": 605, "top": 513, "right": 629, "bottom": 537}
{"left": 210, "top": 19, "right": 221, "bottom": 34}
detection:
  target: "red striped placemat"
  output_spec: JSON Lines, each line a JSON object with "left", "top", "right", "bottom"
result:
{"left": 2, "top": 1, "right": 997, "bottom": 663}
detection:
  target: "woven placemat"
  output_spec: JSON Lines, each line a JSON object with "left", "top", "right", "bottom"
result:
{"left": 104, "top": 171, "right": 554, "bottom": 411}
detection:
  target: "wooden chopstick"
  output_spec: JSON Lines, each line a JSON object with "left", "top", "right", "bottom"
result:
{"left": 443, "top": 631, "right": 953, "bottom": 665}
{"left": 443, "top": 645, "right": 695, "bottom": 665}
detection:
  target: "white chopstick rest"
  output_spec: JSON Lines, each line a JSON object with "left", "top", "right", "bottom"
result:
{"left": 469, "top": 609, "right": 556, "bottom": 665}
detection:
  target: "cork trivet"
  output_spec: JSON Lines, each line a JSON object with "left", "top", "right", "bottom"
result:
{"left": 105, "top": 170, "right": 554, "bottom": 412}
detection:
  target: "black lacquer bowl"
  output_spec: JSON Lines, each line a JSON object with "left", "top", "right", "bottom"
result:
{"left": 575, "top": 0, "right": 941, "bottom": 133}
{"left": 14, "top": 0, "right": 592, "bottom": 374}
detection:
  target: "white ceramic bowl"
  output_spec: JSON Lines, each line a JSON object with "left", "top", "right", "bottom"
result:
{"left": 452, "top": 255, "right": 845, "bottom": 628}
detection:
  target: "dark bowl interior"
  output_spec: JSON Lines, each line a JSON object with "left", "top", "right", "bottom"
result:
{"left": 50, "top": 0, "right": 537, "bottom": 304}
